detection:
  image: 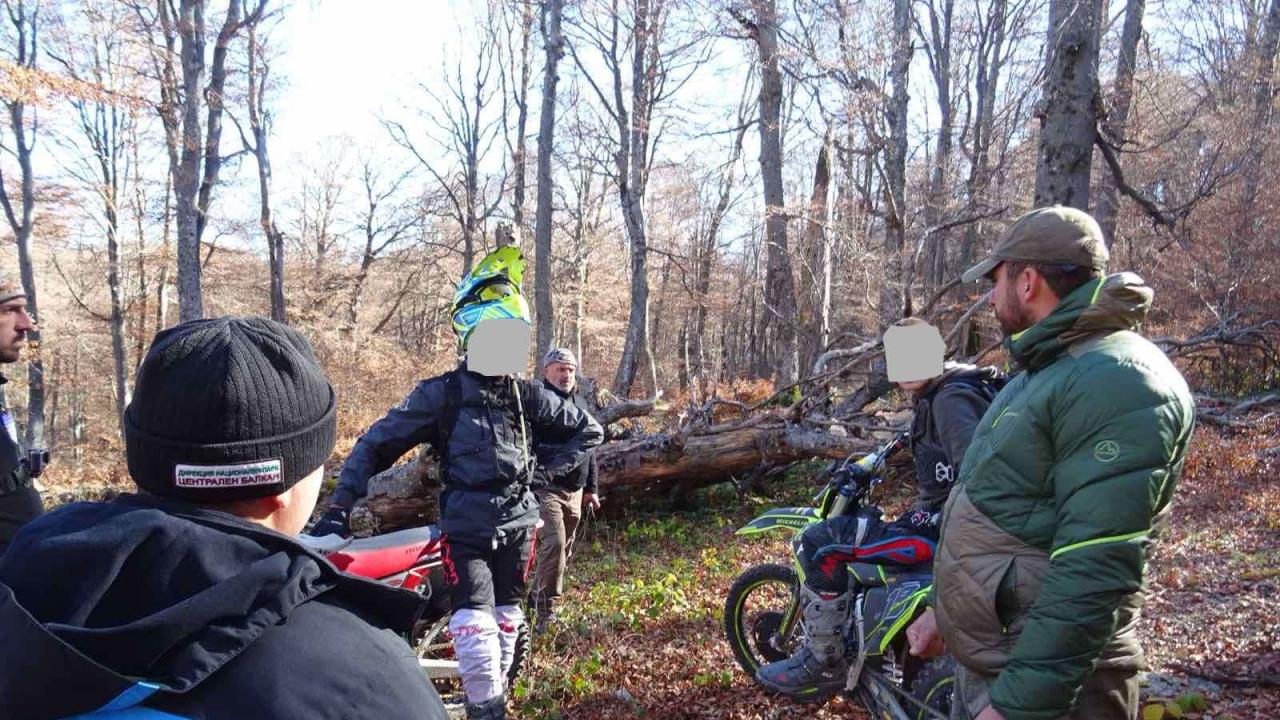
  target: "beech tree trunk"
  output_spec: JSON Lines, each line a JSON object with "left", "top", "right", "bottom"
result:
{"left": 175, "top": 0, "right": 207, "bottom": 322}
{"left": 1034, "top": 0, "right": 1104, "bottom": 209}
{"left": 744, "top": 0, "right": 800, "bottom": 384}
{"left": 534, "top": 0, "right": 564, "bottom": 369}
{"left": 883, "top": 0, "right": 912, "bottom": 323}
{"left": 1094, "top": 0, "right": 1145, "bottom": 246}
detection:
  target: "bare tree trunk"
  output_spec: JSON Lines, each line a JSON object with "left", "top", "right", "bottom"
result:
{"left": 504, "top": 0, "right": 535, "bottom": 229}
{"left": 921, "top": 0, "right": 955, "bottom": 288}
{"left": 1094, "top": 0, "right": 1145, "bottom": 246}
{"left": 244, "top": 14, "right": 286, "bottom": 322}
{"left": 195, "top": 0, "right": 256, "bottom": 243}
{"left": 736, "top": 0, "right": 800, "bottom": 384}
{"left": 799, "top": 132, "right": 832, "bottom": 371}
{"left": 610, "top": 0, "right": 657, "bottom": 398}
{"left": 1034, "top": 0, "right": 1104, "bottom": 209}
{"left": 107, "top": 208, "right": 129, "bottom": 440}
{"left": 961, "top": 0, "right": 1008, "bottom": 266}
{"left": 693, "top": 120, "right": 747, "bottom": 394}
{"left": 132, "top": 140, "right": 150, "bottom": 371}
{"left": 534, "top": 0, "right": 564, "bottom": 369}
{"left": 157, "top": 174, "right": 173, "bottom": 332}
{"left": 0, "top": 0, "right": 45, "bottom": 448}
{"left": 882, "top": 0, "right": 912, "bottom": 324}
{"left": 175, "top": 0, "right": 207, "bottom": 322}
{"left": 1235, "top": 0, "right": 1280, "bottom": 253}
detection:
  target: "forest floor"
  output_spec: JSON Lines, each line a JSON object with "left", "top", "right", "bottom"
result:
{"left": 512, "top": 417, "right": 1280, "bottom": 720}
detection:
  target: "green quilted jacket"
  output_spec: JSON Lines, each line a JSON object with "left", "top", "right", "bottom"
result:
{"left": 933, "top": 273, "right": 1195, "bottom": 720}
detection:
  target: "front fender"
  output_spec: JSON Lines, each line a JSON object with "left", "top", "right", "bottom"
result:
{"left": 736, "top": 507, "right": 822, "bottom": 537}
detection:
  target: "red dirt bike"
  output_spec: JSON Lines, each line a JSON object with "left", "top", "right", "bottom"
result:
{"left": 297, "top": 526, "right": 530, "bottom": 701}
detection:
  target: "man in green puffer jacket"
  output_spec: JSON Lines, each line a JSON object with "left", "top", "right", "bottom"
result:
{"left": 905, "top": 206, "right": 1195, "bottom": 720}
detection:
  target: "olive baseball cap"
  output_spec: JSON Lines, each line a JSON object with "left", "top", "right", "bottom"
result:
{"left": 961, "top": 205, "right": 1109, "bottom": 283}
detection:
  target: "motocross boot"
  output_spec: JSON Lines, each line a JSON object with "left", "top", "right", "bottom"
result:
{"left": 755, "top": 586, "right": 851, "bottom": 702}
{"left": 464, "top": 694, "right": 506, "bottom": 720}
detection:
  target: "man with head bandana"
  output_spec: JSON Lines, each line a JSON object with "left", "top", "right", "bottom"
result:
{"left": 311, "top": 245, "right": 603, "bottom": 720}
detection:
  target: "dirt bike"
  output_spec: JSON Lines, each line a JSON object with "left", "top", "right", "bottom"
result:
{"left": 298, "top": 525, "right": 529, "bottom": 706}
{"left": 723, "top": 432, "right": 954, "bottom": 720}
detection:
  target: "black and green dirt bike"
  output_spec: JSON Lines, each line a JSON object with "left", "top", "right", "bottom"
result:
{"left": 723, "top": 433, "right": 954, "bottom": 720}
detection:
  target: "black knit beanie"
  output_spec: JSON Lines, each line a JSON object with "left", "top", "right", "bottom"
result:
{"left": 124, "top": 316, "right": 337, "bottom": 503}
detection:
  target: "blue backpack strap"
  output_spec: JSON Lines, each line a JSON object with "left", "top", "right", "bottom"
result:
{"left": 64, "top": 681, "right": 190, "bottom": 719}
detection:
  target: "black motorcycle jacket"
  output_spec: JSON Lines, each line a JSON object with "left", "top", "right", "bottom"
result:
{"left": 335, "top": 366, "right": 603, "bottom": 538}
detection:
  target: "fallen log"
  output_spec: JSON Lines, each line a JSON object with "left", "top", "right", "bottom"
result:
{"left": 357, "top": 423, "right": 873, "bottom": 532}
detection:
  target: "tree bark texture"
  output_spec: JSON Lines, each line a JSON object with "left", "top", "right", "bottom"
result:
{"left": 882, "top": 0, "right": 912, "bottom": 324}
{"left": 921, "top": 0, "right": 955, "bottom": 288}
{"left": 749, "top": 0, "right": 800, "bottom": 384}
{"left": 175, "top": 0, "right": 207, "bottom": 322}
{"left": 534, "top": 0, "right": 564, "bottom": 370}
{"left": 799, "top": 133, "right": 832, "bottom": 373}
{"left": 611, "top": 0, "right": 659, "bottom": 398}
{"left": 961, "top": 0, "right": 1008, "bottom": 266}
{"left": 1034, "top": 0, "right": 1104, "bottom": 210}
{"left": 1094, "top": 0, "right": 1145, "bottom": 247}
{"left": 245, "top": 18, "right": 286, "bottom": 322}
{"left": 1234, "top": 0, "right": 1280, "bottom": 266}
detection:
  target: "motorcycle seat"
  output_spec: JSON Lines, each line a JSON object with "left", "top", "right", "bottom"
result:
{"left": 848, "top": 562, "right": 889, "bottom": 588}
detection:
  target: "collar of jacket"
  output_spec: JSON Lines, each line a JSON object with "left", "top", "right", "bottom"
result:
{"left": 917, "top": 362, "right": 982, "bottom": 398}
{"left": 1005, "top": 272, "right": 1153, "bottom": 372}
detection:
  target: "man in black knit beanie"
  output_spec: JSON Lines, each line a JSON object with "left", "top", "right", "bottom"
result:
{"left": 0, "top": 317, "right": 446, "bottom": 720}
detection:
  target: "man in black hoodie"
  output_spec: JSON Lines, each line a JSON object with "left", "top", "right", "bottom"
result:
{"left": 756, "top": 318, "right": 1003, "bottom": 702}
{"left": 0, "top": 317, "right": 447, "bottom": 720}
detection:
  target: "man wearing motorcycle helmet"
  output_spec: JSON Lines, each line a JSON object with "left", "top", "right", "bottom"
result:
{"left": 311, "top": 244, "right": 603, "bottom": 720}
{"left": 756, "top": 318, "right": 1002, "bottom": 701}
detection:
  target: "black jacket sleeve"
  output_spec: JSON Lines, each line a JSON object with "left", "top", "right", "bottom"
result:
{"left": 332, "top": 380, "right": 445, "bottom": 509}
{"left": 527, "top": 383, "right": 604, "bottom": 478}
{"left": 583, "top": 453, "right": 599, "bottom": 495}
{"left": 930, "top": 385, "right": 989, "bottom": 476}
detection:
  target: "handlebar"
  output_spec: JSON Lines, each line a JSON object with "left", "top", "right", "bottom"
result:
{"left": 817, "top": 431, "right": 909, "bottom": 506}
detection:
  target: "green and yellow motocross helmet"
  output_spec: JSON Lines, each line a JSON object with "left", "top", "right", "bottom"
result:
{"left": 451, "top": 245, "right": 531, "bottom": 349}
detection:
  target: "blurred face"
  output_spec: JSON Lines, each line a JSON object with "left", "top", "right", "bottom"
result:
{"left": 989, "top": 263, "right": 1037, "bottom": 336}
{"left": 544, "top": 361, "right": 577, "bottom": 392}
{"left": 0, "top": 298, "right": 35, "bottom": 363}
{"left": 465, "top": 318, "right": 531, "bottom": 377}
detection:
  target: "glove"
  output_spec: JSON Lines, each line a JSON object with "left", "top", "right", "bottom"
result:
{"left": 307, "top": 506, "right": 351, "bottom": 537}
{"left": 834, "top": 462, "right": 874, "bottom": 496}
